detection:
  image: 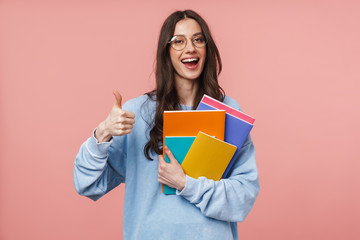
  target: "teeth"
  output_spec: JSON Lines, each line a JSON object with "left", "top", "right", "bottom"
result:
{"left": 181, "top": 58, "right": 199, "bottom": 63}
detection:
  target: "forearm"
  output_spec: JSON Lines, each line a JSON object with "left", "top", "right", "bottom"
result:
{"left": 73, "top": 131, "right": 124, "bottom": 201}
{"left": 177, "top": 142, "right": 260, "bottom": 222}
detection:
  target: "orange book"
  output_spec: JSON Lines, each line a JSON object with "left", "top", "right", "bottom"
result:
{"left": 163, "top": 110, "right": 226, "bottom": 146}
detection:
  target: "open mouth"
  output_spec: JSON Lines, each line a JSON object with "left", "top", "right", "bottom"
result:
{"left": 181, "top": 58, "right": 199, "bottom": 69}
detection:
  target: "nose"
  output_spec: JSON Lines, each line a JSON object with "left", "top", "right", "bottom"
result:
{"left": 184, "top": 38, "right": 196, "bottom": 53}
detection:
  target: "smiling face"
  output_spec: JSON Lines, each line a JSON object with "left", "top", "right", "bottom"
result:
{"left": 169, "top": 18, "right": 207, "bottom": 83}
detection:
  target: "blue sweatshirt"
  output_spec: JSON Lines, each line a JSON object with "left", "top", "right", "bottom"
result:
{"left": 73, "top": 94, "right": 259, "bottom": 240}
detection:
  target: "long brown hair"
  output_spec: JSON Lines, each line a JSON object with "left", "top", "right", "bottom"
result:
{"left": 144, "top": 10, "right": 225, "bottom": 160}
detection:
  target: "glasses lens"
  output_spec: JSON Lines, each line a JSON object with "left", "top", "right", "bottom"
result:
{"left": 192, "top": 34, "right": 206, "bottom": 48}
{"left": 171, "top": 36, "right": 186, "bottom": 50}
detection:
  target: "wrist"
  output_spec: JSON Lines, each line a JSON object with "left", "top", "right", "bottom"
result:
{"left": 95, "top": 122, "right": 112, "bottom": 143}
{"left": 177, "top": 174, "right": 186, "bottom": 191}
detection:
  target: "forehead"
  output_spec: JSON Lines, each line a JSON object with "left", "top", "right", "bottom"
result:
{"left": 173, "top": 18, "right": 202, "bottom": 36}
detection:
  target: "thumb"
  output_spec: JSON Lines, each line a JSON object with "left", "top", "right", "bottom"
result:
{"left": 113, "top": 90, "right": 122, "bottom": 109}
{"left": 164, "top": 146, "right": 177, "bottom": 164}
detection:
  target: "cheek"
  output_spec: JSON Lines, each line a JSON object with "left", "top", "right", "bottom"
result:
{"left": 199, "top": 49, "right": 207, "bottom": 69}
{"left": 169, "top": 50, "right": 180, "bottom": 68}
{"left": 201, "top": 48, "right": 207, "bottom": 61}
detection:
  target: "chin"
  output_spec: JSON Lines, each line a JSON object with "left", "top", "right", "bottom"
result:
{"left": 183, "top": 73, "right": 202, "bottom": 81}
{"left": 182, "top": 69, "right": 204, "bottom": 81}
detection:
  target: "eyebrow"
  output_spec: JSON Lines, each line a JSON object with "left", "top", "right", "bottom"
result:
{"left": 172, "top": 32, "right": 203, "bottom": 38}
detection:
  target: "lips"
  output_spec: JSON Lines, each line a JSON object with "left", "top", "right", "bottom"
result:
{"left": 181, "top": 57, "right": 199, "bottom": 70}
{"left": 181, "top": 57, "right": 199, "bottom": 63}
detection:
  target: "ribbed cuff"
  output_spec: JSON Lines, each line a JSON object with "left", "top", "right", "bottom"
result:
{"left": 86, "top": 129, "right": 113, "bottom": 157}
{"left": 176, "top": 175, "right": 196, "bottom": 197}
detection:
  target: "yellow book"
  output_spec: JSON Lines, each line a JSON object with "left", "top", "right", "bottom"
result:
{"left": 181, "top": 131, "right": 237, "bottom": 181}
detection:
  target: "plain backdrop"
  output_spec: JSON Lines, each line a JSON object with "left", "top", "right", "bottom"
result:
{"left": 1, "top": 0, "right": 359, "bottom": 239}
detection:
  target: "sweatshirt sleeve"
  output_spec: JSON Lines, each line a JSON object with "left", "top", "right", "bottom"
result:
{"left": 176, "top": 136, "right": 259, "bottom": 222}
{"left": 73, "top": 130, "right": 126, "bottom": 201}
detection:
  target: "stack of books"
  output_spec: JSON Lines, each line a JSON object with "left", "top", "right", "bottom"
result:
{"left": 162, "top": 95, "right": 255, "bottom": 195}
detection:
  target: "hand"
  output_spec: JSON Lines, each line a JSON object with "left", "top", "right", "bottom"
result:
{"left": 95, "top": 90, "right": 135, "bottom": 142}
{"left": 158, "top": 146, "right": 186, "bottom": 191}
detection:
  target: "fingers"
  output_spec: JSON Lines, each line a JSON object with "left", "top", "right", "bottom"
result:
{"left": 113, "top": 90, "right": 122, "bottom": 109}
{"left": 119, "top": 117, "right": 135, "bottom": 125}
{"left": 164, "top": 146, "right": 177, "bottom": 164}
{"left": 114, "top": 124, "right": 133, "bottom": 132}
{"left": 126, "top": 111, "right": 135, "bottom": 119}
{"left": 111, "top": 92, "right": 135, "bottom": 129}
{"left": 113, "top": 113, "right": 135, "bottom": 133}
{"left": 101, "top": 91, "right": 136, "bottom": 137}
{"left": 158, "top": 154, "right": 165, "bottom": 165}
{"left": 158, "top": 154, "right": 169, "bottom": 171}
{"left": 113, "top": 129, "right": 132, "bottom": 136}
{"left": 157, "top": 151, "right": 186, "bottom": 190}
{"left": 114, "top": 113, "right": 135, "bottom": 124}
{"left": 120, "top": 110, "right": 135, "bottom": 120}
{"left": 158, "top": 155, "right": 170, "bottom": 185}
{"left": 111, "top": 91, "right": 135, "bottom": 119}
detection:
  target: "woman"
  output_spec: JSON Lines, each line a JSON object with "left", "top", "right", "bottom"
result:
{"left": 74, "top": 9, "right": 259, "bottom": 240}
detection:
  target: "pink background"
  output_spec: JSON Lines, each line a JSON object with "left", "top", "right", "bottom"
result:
{"left": 1, "top": 0, "right": 359, "bottom": 239}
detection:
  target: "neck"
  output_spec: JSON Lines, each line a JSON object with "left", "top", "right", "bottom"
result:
{"left": 175, "top": 75, "right": 199, "bottom": 107}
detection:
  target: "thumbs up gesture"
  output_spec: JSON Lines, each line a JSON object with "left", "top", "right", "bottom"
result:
{"left": 95, "top": 90, "right": 136, "bottom": 142}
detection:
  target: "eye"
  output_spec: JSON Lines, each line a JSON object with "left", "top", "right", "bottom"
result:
{"left": 194, "top": 36, "right": 205, "bottom": 43}
{"left": 174, "top": 39, "right": 184, "bottom": 44}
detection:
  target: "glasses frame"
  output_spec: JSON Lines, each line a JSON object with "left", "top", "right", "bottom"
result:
{"left": 168, "top": 33, "right": 207, "bottom": 51}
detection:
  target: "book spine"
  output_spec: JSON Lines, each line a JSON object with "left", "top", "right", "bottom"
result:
{"left": 202, "top": 96, "right": 255, "bottom": 124}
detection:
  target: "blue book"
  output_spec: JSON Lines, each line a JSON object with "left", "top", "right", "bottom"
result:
{"left": 197, "top": 100, "right": 254, "bottom": 178}
{"left": 164, "top": 136, "right": 196, "bottom": 195}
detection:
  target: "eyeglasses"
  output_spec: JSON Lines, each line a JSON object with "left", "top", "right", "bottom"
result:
{"left": 168, "top": 33, "right": 207, "bottom": 51}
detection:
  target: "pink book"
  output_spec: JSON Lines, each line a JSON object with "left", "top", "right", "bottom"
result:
{"left": 200, "top": 95, "right": 255, "bottom": 124}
